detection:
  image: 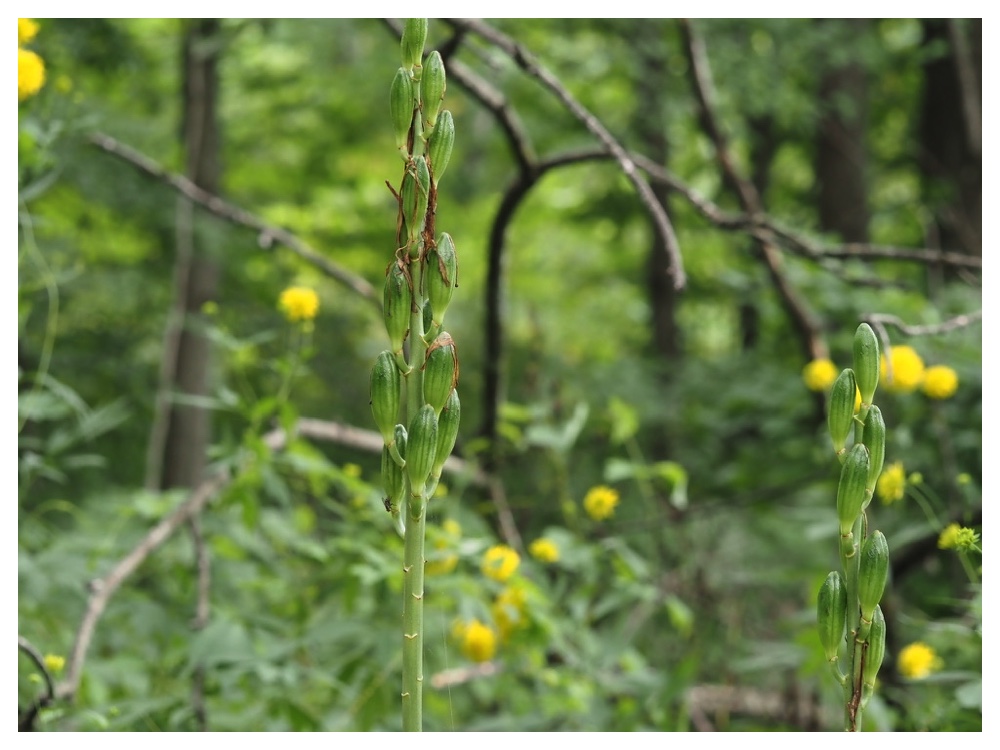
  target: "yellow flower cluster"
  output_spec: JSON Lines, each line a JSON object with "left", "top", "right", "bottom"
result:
{"left": 881, "top": 345, "right": 959, "bottom": 399}
{"left": 452, "top": 618, "right": 497, "bottom": 662}
{"left": 897, "top": 642, "right": 941, "bottom": 680}
{"left": 937, "top": 522, "right": 979, "bottom": 552}
{"left": 43, "top": 653, "right": 65, "bottom": 674}
{"left": 18, "top": 19, "right": 45, "bottom": 102}
{"left": 481, "top": 544, "right": 520, "bottom": 582}
{"left": 529, "top": 537, "right": 559, "bottom": 563}
{"left": 278, "top": 286, "right": 319, "bottom": 322}
{"left": 583, "top": 485, "right": 620, "bottom": 521}
{"left": 876, "top": 461, "right": 907, "bottom": 505}
{"left": 922, "top": 364, "right": 959, "bottom": 399}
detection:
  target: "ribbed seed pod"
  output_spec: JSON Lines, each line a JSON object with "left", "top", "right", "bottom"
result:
{"left": 817, "top": 570, "right": 847, "bottom": 661}
{"left": 382, "top": 443, "right": 405, "bottom": 510}
{"left": 422, "top": 331, "right": 458, "bottom": 414}
{"left": 836, "top": 443, "right": 870, "bottom": 535}
{"left": 421, "top": 51, "right": 446, "bottom": 131}
{"left": 406, "top": 404, "right": 438, "bottom": 497}
{"left": 401, "top": 157, "right": 430, "bottom": 246}
{"left": 862, "top": 605, "right": 886, "bottom": 692}
{"left": 383, "top": 260, "right": 412, "bottom": 354}
{"left": 432, "top": 389, "right": 460, "bottom": 477}
{"left": 828, "top": 368, "right": 857, "bottom": 456}
{"left": 426, "top": 233, "right": 457, "bottom": 327}
{"left": 857, "top": 530, "right": 889, "bottom": 621}
{"left": 853, "top": 323, "right": 880, "bottom": 407}
{"left": 427, "top": 110, "right": 454, "bottom": 186}
{"left": 400, "top": 18, "right": 427, "bottom": 71}
{"left": 370, "top": 350, "right": 401, "bottom": 444}
{"left": 390, "top": 68, "right": 414, "bottom": 161}
{"left": 861, "top": 405, "right": 886, "bottom": 505}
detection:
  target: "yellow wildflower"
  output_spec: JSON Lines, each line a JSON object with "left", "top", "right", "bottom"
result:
{"left": 802, "top": 359, "right": 838, "bottom": 392}
{"left": 482, "top": 544, "right": 520, "bottom": 582}
{"left": 897, "top": 642, "right": 941, "bottom": 680}
{"left": 529, "top": 537, "right": 559, "bottom": 564}
{"left": 922, "top": 365, "right": 958, "bottom": 400}
{"left": 938, "top": 523, "right": 961, "bottom": 550}
{"left": 43, "top": 653, "right": 65, "bottom": 674}
{"left": 876, "top": 461, "right": 907, "bottom": 505}
{"left": 880, "top": 345, "right": 925, "bottom": 393}
{"left": 278, "top": 286, "right": 319, "bottom": 322}
{"left": 584, "top": 485, "right": 620, "bottom": 521}
{"left": 18, "top": 47, "right": 45, "bottom": 101}
{"left": 456, "top": 618, "right": 497, "bottom": 662}
{"left": 342, "top": 463, "right": 362, "bottom": 478}
{"left": 19, "top": 18, "right": 40, "bottom": 46}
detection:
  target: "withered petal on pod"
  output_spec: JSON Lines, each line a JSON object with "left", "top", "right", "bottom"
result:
{"left": 422, "top": 331, "right": 459, "bottom": 414}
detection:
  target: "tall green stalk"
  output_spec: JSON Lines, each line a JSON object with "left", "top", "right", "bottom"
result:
{"left": 817, "top": 323, "right": 889, "bottom": 731}
{"left": 369, "top": 18, "right": 460, "bottom": 732}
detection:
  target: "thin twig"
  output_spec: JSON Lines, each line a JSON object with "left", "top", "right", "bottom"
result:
{"left": 88, "top": 132, "right": 380, "bottom": 309}
{"left": 862, "top": 310, "right": 982, "bottom": 338}
{"left": 447, "top": 18, "right": 686, "bottom": 290}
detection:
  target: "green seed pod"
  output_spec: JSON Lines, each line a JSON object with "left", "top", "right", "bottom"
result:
{"left": 390, "top": 67, "right": 415, "bottom": 161}
{"left": 817, "top": 570, "right": 847, "bottom": 661}
{"left": 383, "top": 260, "right": 412, "bottom": 353}
{"left": 853, "top": 323, "right": 880, "bottom": 407}
{"left": 370, "top": 350, "right": 401, "bottom": 444}
{"left": 406, "top": 404, "right": 438, "bottom": 496}
{"left": 828, "top": 368, "right": 857, "bottom": 456}
{"left": 426, "top": 233, "right": 458, "bottom": 327}
{"left": 382, "top": 443, "right": 405, "bottom": 510}
{"left": 421, "top": 50, "right": 447, "bottom": 131}
{"left": 400, "top": 18, "right": 428, "bottom": 72}
{"left": 862, "top": 604, "right": 886, "bottom": 692}
{"left": 427, "top": 110, "right": 454, "bottom": 186}
{"left": 836, "top": 443, "right": 870, "bottom": 535}
{"left": 422, "top": 331, "right": 459, "bottom": 414}
{"left": 861, "top": 405, "right": 886, "bottom": 506}
{"left": 432, "top": 389, "right": 461, "bottom": 477}
{"left": 857, "top": 530, "right": 889, "bottom": 621}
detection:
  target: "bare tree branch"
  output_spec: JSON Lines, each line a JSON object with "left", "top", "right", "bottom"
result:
{"left": 680, "top": 19, "right": 827, "bottom": 361}
{"left": 447, "top": 18, "right": 686, "bottom": 291}
{"left": 88, "top": 132, "right": 380, "bottom": 309}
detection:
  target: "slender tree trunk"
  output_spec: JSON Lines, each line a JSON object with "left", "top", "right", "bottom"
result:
{"left": 815, "top": 19, "right": 870, "bottom": 244}
{"left": 919, "top": 19, "right": 981, "bottom": 261}
{"left": 154, "top": 20, "right": 222, "bottom": 492}
{"left": 632, "top": 20, "right": 681, "bottom": 364}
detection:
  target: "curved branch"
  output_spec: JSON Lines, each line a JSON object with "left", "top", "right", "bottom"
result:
{"left": 18, "top": 635, "right": 56, "bottom": 731}
{"left": 447, "top": 17, "right": 685, "bottom": 291}
{"left": 88, "top": 133, "right": 380, "bottom": 309}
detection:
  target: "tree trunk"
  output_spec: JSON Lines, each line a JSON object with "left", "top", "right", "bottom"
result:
{"left": 148, "top": 19, "right": 222, "bottom": 492}
{"left": 815, "top": 19, "right": 870, "bottom": 244}
{"left": 919, "top": 19, "right": 981, "bottom": 260}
